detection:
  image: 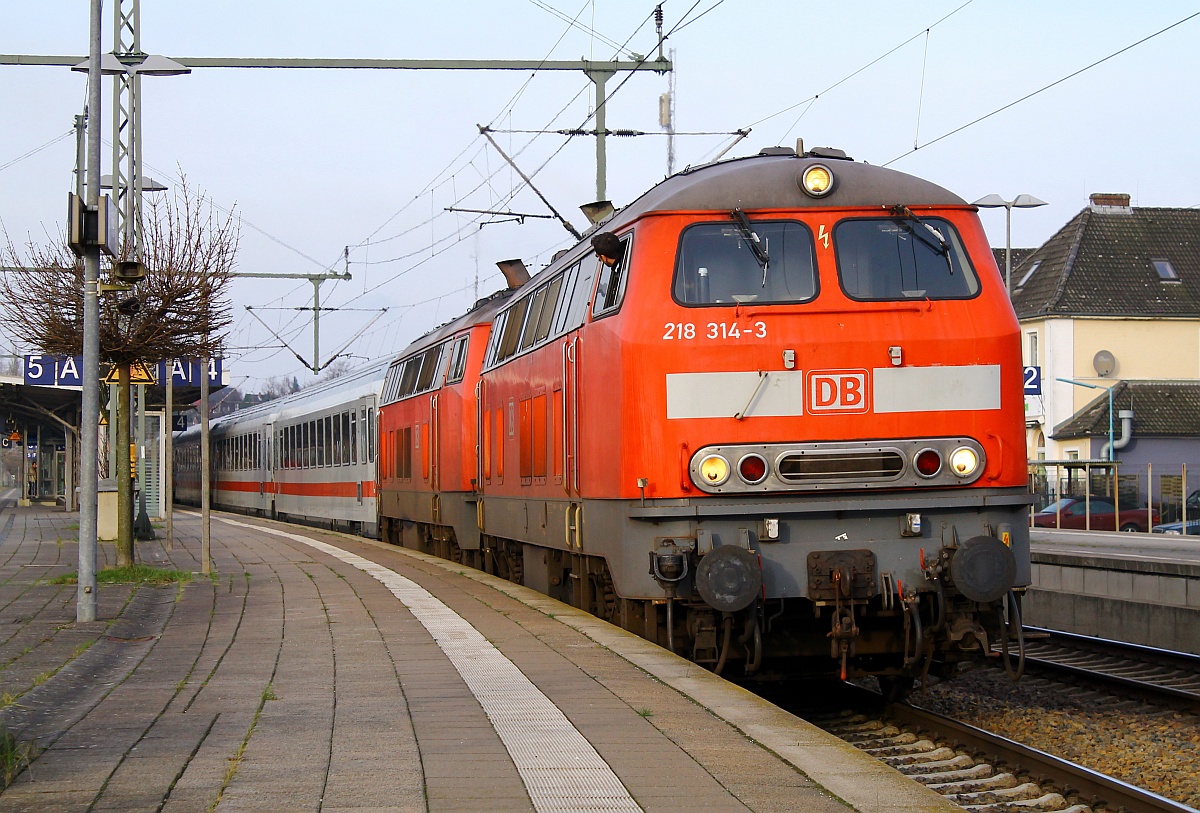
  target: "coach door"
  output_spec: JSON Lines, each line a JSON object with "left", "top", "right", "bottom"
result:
{"left": 429, "top": 393, "right": 441, "bottom": 522}
{"left": 561, "top": 335, "right": 583, "bottom": 553}
{"left": 261, "top": 422, "right": 272, "bottom": 515}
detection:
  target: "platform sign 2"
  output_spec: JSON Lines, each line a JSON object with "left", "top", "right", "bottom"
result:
{"left": 1022, "top": 366, "right": 1041, "bottom": 396}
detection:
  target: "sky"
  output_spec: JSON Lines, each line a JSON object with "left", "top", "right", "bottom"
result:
{"left": 2, "top": 1, "right": 1199, "bottom": 393}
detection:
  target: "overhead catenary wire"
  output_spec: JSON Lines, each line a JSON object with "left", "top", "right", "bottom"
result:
{"left": 739, "top": 0, "right": 975, "bottom": 141}
{"left": 0, "top": 129, "right": 74, "bottom": 174}
{"left": 246, "top": 3, "right": 696, "bottom": 375}
{"left": 884, "top": 9, "right": 1200, "bottom": 166}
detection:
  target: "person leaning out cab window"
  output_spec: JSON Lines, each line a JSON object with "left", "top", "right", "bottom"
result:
{"left": 591, "top": 231, "right": 623, "bottom": 267}
{"left": 590, "top": 231, "right": 629, "bottom": 315}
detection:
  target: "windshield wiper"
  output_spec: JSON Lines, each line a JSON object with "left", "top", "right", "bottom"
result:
{"left": 730, "top": 208, "right": 770, "bottom": 285}
{"left": 890, "top": 205, "right": 954, "bottom": 274}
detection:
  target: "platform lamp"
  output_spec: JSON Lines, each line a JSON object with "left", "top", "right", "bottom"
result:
{"left": 972, "top": 194, "right": 1047, "bottom": 295}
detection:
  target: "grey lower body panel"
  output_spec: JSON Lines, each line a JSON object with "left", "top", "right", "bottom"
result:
{"left": 472, "top": 487, "right": 1032, "bottom": 602}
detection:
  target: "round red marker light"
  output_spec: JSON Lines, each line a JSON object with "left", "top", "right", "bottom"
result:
{"left": 738, "top": 454, "right": 768, "bottom": 484}
{"left": 914, "top": 449, "right": 942, "bottom": 477}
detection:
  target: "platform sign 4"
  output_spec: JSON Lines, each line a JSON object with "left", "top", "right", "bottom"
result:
{"left": 156, "top": 357, "right": 224, "bottom": 387}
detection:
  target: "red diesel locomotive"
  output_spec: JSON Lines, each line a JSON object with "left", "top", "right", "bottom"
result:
{"left": 378, "top": 145, "right": 1031, "bottom": 686}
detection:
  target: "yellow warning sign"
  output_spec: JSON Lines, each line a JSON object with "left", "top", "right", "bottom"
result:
{"left": 103, "top": 361, "right": 157, "bottom": 385}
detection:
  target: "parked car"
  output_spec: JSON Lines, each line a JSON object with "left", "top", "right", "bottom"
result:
{"left": 1032, "top": 496, "right": 1160, "bottom": 533}
{"left": 1152, "top": 519, "right": 1200, "bottom": 535}
{"left": 1153, "top": 489, "right": 1200, "bottom": 533}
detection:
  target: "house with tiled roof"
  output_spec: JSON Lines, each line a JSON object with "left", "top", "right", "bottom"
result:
{"left": 1009, "top": 193, "right": 1200, "bottom": 471}
{"left": 1052, "top": 381, "right": 1200, "bottom": 466}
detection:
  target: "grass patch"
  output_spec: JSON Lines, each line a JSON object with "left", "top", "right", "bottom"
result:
{"left": 636, "top": 708, "right": 654, "bottom": 718}
{"left": 0, "top": 725, "right": 31, "bottom": 788}
{"left": 49, "top": 565, "right": 193, "bottom": 586}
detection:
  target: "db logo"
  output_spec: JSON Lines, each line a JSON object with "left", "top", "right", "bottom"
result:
{"left": 807, "top": 370, "right": 869, "bottom": 413}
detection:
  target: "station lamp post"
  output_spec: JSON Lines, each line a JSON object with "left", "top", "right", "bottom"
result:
{"left": 972, "top": 193, "right": 1047, "bottom": 295}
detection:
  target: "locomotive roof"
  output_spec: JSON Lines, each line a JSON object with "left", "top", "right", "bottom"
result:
{"left": 391, "top": 286, "right": 516, "bottom": 361}
{"left": 392, "top": 149, "right": 966, "bottom": 361}
{"left": 605, "top": 149, "right": 966, "bottom": 230}
{"left": 177, "top": 356, "right": 391, "bottom": 441}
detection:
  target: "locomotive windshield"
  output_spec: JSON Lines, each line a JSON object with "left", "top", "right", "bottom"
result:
{"left": 835, "top": 216, "right": 979, "bottom": 301}
{"left": 673, "top": 220, "right": 816, "bottom": 306}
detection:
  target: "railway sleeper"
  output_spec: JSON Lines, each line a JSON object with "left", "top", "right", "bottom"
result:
{"left": 928, "top": 772, "right": 1021, "bottom": 794}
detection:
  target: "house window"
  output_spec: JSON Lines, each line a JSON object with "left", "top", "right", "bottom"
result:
{"left": 1152, "top": 259, "right": 1179, "bottom": 281}
{"left": 1027, "top": 332, "right": 1038, "bottom": 366}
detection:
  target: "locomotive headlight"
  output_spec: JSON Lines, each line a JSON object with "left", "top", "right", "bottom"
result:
{"left": 800, "top": 164, "right": 835, "bottom": 197}
{"left": 948, "top": 446, "right": 980, "bottom": 478}
{"left": 697, "top": 454, "right": 731, "bottom": 487}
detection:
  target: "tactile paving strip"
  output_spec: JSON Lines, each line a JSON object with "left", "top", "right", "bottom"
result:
{"left": 221, "top": 518, "right": 643, "bottom": 813}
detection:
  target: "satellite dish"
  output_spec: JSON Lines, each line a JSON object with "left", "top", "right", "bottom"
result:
{"left": 1093, "top": 350, "right": 1116, "bottom": 377}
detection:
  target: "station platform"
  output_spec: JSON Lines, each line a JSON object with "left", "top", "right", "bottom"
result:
{"left": 0, "top": 495, "right": 954, "bottom": 813}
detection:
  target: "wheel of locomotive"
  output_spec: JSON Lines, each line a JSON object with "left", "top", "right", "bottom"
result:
{"left": 589, "top": 562, "right": 618, "bottom": 621}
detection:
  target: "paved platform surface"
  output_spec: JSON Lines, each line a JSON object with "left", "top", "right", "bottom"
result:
{"left": 0, "top": 495, "right": 955, "bottom": 813}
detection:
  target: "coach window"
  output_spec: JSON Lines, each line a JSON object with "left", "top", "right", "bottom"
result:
{"left": 446, "top": 336, "right": 470, "bottom": 384}
{"left": 592, "top": 233, "right": 633, "bottom": 318}
{"left": 674, "top": 220, "right": 816, "bottom": 305}
{"left": 835, "top": 216, "right": 979, "bottom": 301}
{"left": 368, "top": 407, "right": 375, "bottom": 462}
{"left": 342, "top": 412, "right": 352, "bottom": 465}
{"left": 493, "top": 297, "right": 530, "bottom": 364}
{"left": 551, "top": 261, "right": 583, "bottom": 335}
{"left": 533, "top": 275, "right": 563, "bottom": 344}
{"left": 416, "top": 345, "right": 442, "bottom": 392}
{"left": 399, "top": 357, "right": 421, "bottom": 398}
{"left": 519, "top": 285, "right": 549, "bottom": 352}
{"left": 350, "top": 410, "right": 359, "bottom": 464}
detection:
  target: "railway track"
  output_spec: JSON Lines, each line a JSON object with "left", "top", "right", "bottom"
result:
{"left": 1013, "top": 627, "right": 1200, "bottom": 711}
{"left": 804, "top": 683, "right": 1196, "bottom": 813}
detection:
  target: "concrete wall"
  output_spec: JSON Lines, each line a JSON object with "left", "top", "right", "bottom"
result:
{"left": 1023, "top": 549, "right": 1200, "bottom": 654}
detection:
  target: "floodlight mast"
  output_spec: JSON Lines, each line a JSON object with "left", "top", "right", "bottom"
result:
{"left": 77, "top": 0, "right": 103, "bottom": 623}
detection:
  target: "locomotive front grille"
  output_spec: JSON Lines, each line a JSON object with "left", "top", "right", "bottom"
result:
{"left": 776, "top": 451, "right": 905, "bottom": 483}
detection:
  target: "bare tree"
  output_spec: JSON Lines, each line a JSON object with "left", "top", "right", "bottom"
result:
{"left": 314, "top": 357, "right": 355, "bottom": 384}
{"left": 0, "top": 178, "right": 237, "bottom": 565}
{"left": 257, "top": 375, "right": 299, "bottom": 402}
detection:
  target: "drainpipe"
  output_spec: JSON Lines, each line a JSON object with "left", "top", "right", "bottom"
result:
{"left": 1101, "top": 410, "right": 1135, "bottom": 459}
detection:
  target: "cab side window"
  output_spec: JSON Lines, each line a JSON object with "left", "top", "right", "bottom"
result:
{"left": 592, "top": 233, "right": 632, "bottom": 318}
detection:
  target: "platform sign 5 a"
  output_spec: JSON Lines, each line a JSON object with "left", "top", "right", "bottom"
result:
{"left": 24, "top": 355, "right": 85, "bottom": 387}
{"left": 155, "top": 357, "right": 224, "bottom": 387}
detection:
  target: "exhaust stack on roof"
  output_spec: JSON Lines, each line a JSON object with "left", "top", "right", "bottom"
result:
{"left": 496, "top": 259, "right": 530, "bottom": 289}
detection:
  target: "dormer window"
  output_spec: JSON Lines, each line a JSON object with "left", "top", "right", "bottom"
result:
{"left": 1017, "top": 260, "right": 1041, "bottom": 288}
{"left": 1152, "top": 258, "right": 1179, "bottom": 281}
